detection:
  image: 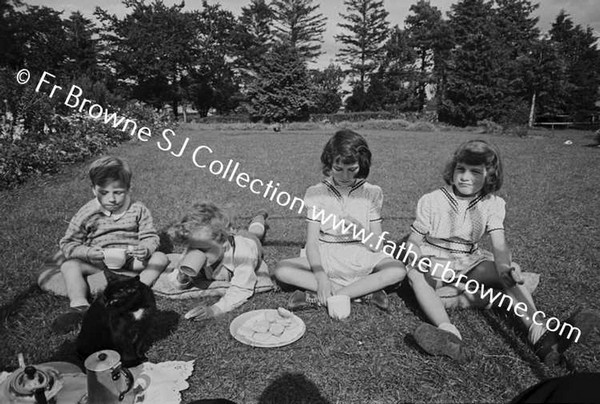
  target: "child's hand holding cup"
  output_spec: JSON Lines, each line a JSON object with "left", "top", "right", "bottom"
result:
{"left": 327, "top": 295, "right": 351, "bottom": 320}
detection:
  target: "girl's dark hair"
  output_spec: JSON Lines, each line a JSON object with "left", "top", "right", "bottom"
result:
{"left": 88, "top": 156, "right": 132, "bottom": 188}
{"left": 321, "top": 130, "right": 372, "bottom": 178}
{"left": 443, "top": 140, "right": 503, "bottom": 195}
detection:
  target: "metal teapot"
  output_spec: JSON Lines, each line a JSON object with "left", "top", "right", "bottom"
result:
{"left": 0, "top": 364, "right": 64, "bottom": 404}
{"left": 82, "top": 350, "right": 134, "bottom": 404}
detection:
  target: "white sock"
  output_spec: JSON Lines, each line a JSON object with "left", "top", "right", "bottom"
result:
{"left": 69, "top": 298, "right": 89, "bottom": 309}
{"left": 439, "top": 322, "right": 462, "bottom": 340}
{"left": 248, "top": 222, "right": 265, "bottom": 234}
{"left": 528, "top": 322, "right": 547, "bottom": 345}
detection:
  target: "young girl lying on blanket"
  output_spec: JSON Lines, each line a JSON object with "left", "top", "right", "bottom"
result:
{"left": 169, "top": 202, "right": 269, "bottom": 320}
{"left": 407, "top": 139, "right": 593, "bottom": 365}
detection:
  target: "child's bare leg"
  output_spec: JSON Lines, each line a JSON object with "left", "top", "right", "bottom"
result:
{"left": 53, "top": 259, "right": 101, "bottom": 333}
{"left": 467, "top": 262, "right": 537, "bottom": 327}
{"left": 137, "top": 252, "right": 169, "bottom": 286}
{"left": 60, "top": 259, "right": 103, "bottom": 308}
{"left": 248, "top": 209, "right": 269, "bottom": 241}
{"left": 408, "top": 268, "right": 452, "bottom": 327}
{"left": 409, "top": 267, "right": 470, "bottom": 361}
{"left": 274, "top": 257, "right": 318, "bottom": 291}
{"left": 336, "top": 258, "right": 405, "bottom": 298}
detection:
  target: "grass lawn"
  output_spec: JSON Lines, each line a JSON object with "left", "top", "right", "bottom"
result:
{"left": 1, "top": 125, "right": 599, "bottom": 403}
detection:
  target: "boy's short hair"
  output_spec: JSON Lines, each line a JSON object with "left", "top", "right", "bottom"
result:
{"left": 89, "top": 156, "right": 132, "bottom": 188}
{"left": 321, "top": 129, "right": 372, "bottom": 179}
{"left": 172, "top": 202, "right": 231, "bottom": 244}
{"left": 443, "top": 140, "right": 503, "bottom": 195}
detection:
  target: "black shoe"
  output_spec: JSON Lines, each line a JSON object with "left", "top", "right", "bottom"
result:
{"left": 413, "top": 323, "right": 472, "bottom": 364}
{"left": 52, "top": 305, "right": 88, "bottom": 334}
{"left": 364, "top": 290, "right": 390, "bottom": 311}
{"left": 287, "top": 290, "right": 320, "bottom": 311}
{"left": 534, "top": 307, "right": 600, "bottom": 366}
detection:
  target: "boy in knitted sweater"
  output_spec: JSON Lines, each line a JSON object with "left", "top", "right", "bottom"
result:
{"left": 52, "top": 156, "right": 168, "bottom": 333}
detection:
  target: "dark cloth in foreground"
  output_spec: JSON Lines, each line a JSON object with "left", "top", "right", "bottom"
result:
{"left": 511, "top": 372, "right": 600, "bottom": 403}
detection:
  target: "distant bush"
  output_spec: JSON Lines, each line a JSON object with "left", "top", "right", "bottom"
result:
{"left": 311, "top": 111, "right": 438, "bottom": 123}
{"left": 192, "top": 113, "right": 251, "bottom": 124}
{"left": 477, "top": 119, "right": 503, "bottom": 134}
{"left": 0, "top": 68, "right": 168, "bottom": 190}
{"left": 406, "top": 121, "right": 438, "bottom": 132}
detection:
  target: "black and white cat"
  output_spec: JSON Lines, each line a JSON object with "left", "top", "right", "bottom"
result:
{"left": 76, "top": 271, "right": 156, "bottom": 368}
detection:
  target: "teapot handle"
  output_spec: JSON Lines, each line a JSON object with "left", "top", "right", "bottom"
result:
{"left": 34, "top": 388, "right": 48, "bottom": 404}
{"left": 111, "top": 365, "right": 134, "bottom": 402}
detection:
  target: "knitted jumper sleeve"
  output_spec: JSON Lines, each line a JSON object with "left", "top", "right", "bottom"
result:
{"left": 60, "top": 203, "right": 95, "bottom": 261}
{"left": 136, "top": 203, "right": 160, "bottom": 254}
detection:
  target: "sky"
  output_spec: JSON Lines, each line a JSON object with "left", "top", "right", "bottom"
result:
{"left": 25, "top": 0, "right": 600, "bottom": 68}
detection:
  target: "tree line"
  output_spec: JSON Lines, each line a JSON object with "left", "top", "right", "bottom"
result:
{"left": 1, "top": 0, "right": 599, "bottom": 126}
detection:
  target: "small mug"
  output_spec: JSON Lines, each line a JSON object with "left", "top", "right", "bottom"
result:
{"left": 103, "top": 248, "right": 127, "bottom": 270}
{"left": 327, "top": 295, "right": 351, "bottom": 320}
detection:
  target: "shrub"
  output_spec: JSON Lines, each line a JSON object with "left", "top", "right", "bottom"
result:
{"left": 477, "top": 119, "right": 503, "bottom": 134}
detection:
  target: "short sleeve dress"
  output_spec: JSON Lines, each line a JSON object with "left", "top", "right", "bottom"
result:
{"left": 304, "top": 178, "right": 390, "bottom": 287}
{"left": 410, "top": 185, "right": 506, "bottom": 277}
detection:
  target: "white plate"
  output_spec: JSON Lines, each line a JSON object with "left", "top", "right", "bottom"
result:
{"left": 230, "top": 309, "right": 306, "bottom": 348}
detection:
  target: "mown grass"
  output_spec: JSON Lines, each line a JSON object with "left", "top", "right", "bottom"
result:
{"left": 1, "top": 126, "right": 599, "bottom": 403}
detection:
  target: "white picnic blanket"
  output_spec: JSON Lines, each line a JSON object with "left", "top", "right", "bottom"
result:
{"left": 0, "top": 360, "right": 194, "bottom": 404}
{"left": 37, "top": 253, "right": 275, "bottom": 300}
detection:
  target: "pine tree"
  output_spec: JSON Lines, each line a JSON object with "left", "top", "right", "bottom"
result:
{"left": 63, "top": 12, "right": 101, "bottom": 79}
{"left": 404, "top": 0, "right": 444, "bottom": 112}
{"left": 364, "top": 26, "right": 418, "bottom": 111}
{"left": 336, "top": 0, "right": 390, "bottom": 111}
{"left": 271, "top": 0, "right": 326, "bottom": 61}
{"left": 549, "top": 11, "right": 600, "bottom": 121}
{"left": 233, "top": 0, "right": 274, "bottom": 74}
{"left": 439, "top": 0, "right": 497, "bottom": 126}
{"left": 493, "top": 0, "right": 541, "bottom": 125}
{"left": 245, "top": 43, "right": 314, "bottom": 122}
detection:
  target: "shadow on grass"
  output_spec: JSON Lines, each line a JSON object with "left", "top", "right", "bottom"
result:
{"left": 258, "top": 372, "right": 331, "bottom": 404}
{"left": 480, "top": 309, "right": 551, "bottom": 379}
{"left": 149, "top": 308, "right": 181, "bottom": 343}
{"left": 399, "top": 285, "right": 553, "bottom": 380}
{"left": 0, "top": 283, "right": 45, "bottom": 322}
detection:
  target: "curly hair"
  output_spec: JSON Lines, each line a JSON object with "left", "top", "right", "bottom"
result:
{"left": 88, "top": 156, "right": 132, "bottom": 188}
{"left": 442, "top": 140, "right": 503, "bottom": 196}
{"left": 170, "top": 202, "right": 231, "bottom": 244}
{"left": 320, "top": 129, "right": 372, "bottom": 178}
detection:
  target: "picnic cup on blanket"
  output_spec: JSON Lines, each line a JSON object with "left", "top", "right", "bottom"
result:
{"left": 327, "top": 295, "right": 351, "bottom": 320}
{"left": 103, "top": 248, "right": 127, "bottom": 270}
{"left": 84, "top": 350, "right": 134, "bottom": 404}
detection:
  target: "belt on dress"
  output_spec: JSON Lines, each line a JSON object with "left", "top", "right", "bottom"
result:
{"left": 318, "top": 232, "right": 362, "bottom": 244}
{"left": 424, "top": 235, "right": 478, "bottom": 254}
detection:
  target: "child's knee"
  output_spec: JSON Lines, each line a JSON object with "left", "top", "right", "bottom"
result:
{"left": 150, "top": 251, "right": 169, "bottom": 266}
{"left": 60, "top": 259, "right": 85, "bottom": 275}
{"left": 392, "top": 266, "right": 407, "bottom": 283}
{"left": 378, "top": 262, "right": 407, "bottom": 284}
{"left": 273, "top": 261, "right": 293, "bottom": 281}
{"left": 407, "top": 267, "right": 427, "bottom": 286}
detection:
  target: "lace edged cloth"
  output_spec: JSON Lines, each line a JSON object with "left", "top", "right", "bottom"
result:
{"left": 131, "top": 360, "right": 195, "bottom": 404}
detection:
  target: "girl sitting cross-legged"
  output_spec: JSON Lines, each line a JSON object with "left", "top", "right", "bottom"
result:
{"left": 274, "top": 129, "right": 406, "bottom": 318}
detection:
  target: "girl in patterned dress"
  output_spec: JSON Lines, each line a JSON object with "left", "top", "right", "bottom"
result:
{"left": 274, "top": 130, "right": 406, "bottom": 316}
{"left": 407, "top": 139, "right": 590, "bottom": 365}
